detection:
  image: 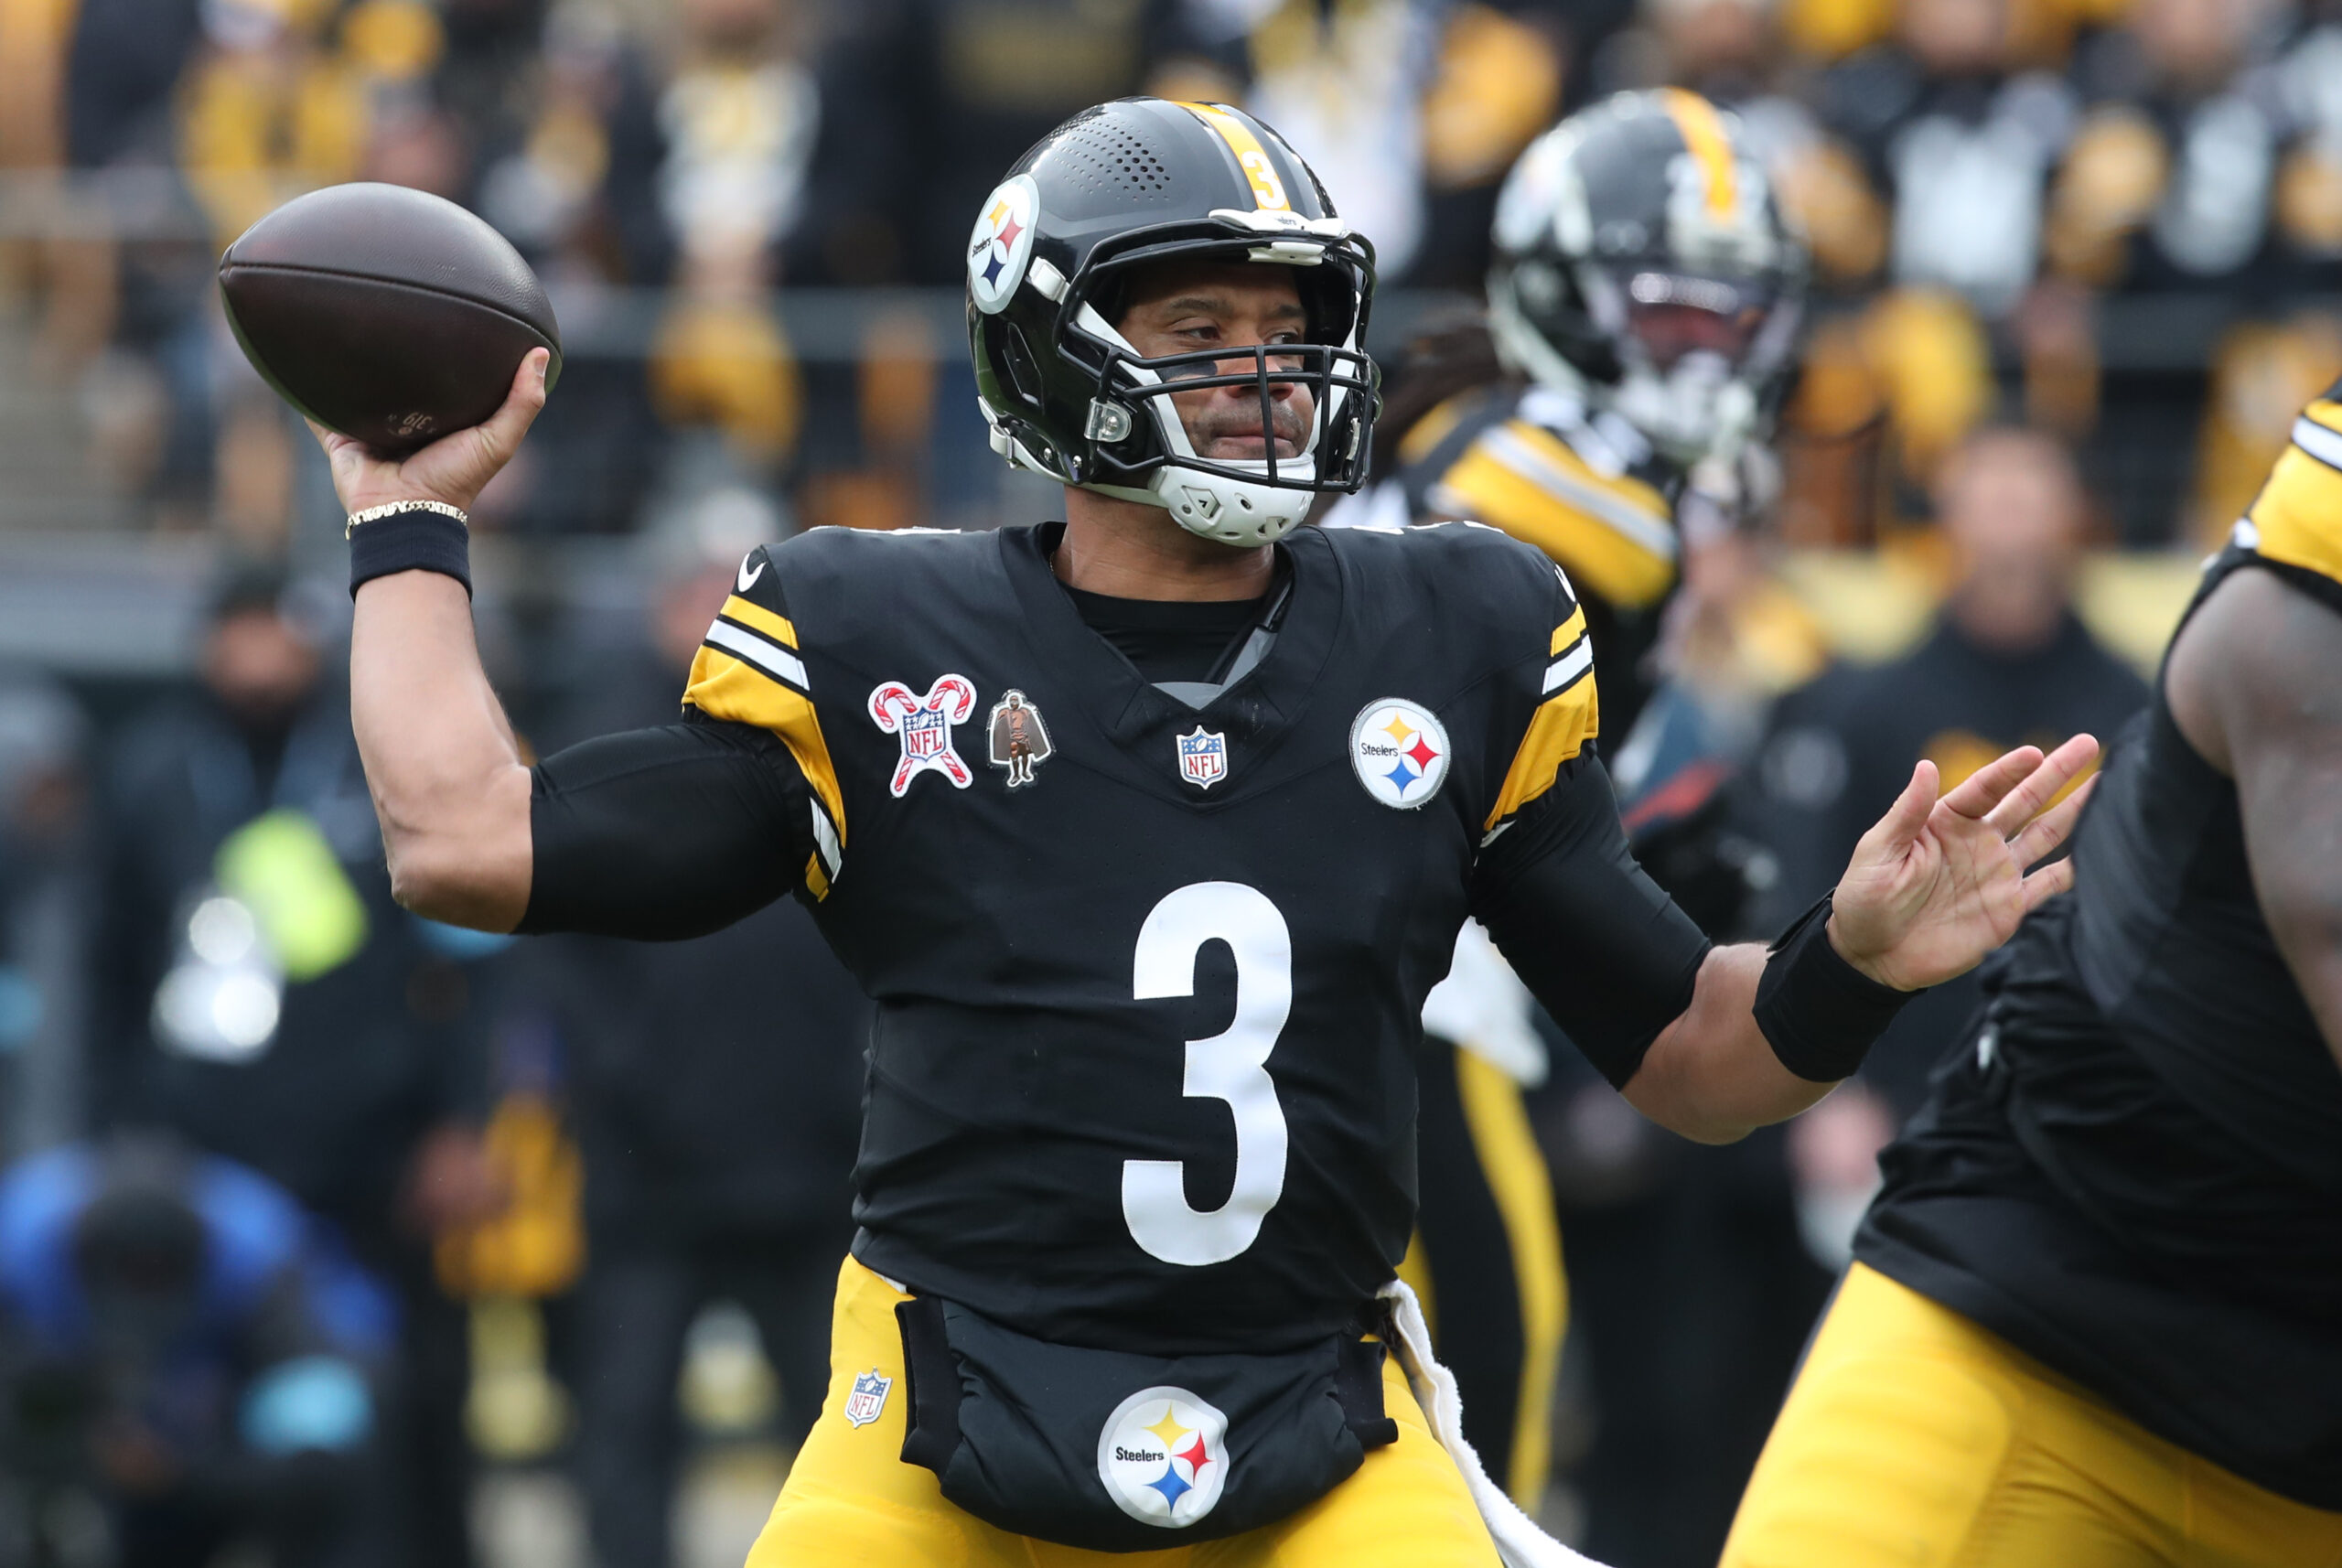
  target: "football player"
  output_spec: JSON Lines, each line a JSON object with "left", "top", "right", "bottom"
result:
{"left": 1327, "top": 87, "right": 1806, "bottom": 1504}
{"left": 1719, "top": 403, "right": 2342, "bottom": 1561}
{"left": 1331, "top": 87, "right": 1803, "bottom": 748}
{"left": 310, "top": 98, "right": 2088, "bottom": 1568}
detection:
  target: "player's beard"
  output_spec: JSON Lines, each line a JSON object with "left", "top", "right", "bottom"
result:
{"left": 1187, "top": 393, "right": 1312, "bottom": 462}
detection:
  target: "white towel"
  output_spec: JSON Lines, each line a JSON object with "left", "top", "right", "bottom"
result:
{"left": 1379, "top": 1279, "right": 1609, "bottom": 1568}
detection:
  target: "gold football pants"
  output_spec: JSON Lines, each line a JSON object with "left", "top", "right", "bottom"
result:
{"left": 1722, "top": 1262, "right": 2342, "bottom": 1568}
{"left": 744, "top": 1257, "right": 1503, "bottom": 1568}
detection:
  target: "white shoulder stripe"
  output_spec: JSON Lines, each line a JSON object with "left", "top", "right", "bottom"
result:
{"left": 1477, "top": 425, "right": 1679, "bottom": 561}
{"left": 704, "top": 619, "right": 811, "bottom": 692}
{"left": 2291, "top": 414, "right": 2342, "bottom": 476}
{"left": 1543, "top": 637, "right": 1594, "bottom": 695}
{"left": 810, "top": 798, "right": 843, "bottom": 879}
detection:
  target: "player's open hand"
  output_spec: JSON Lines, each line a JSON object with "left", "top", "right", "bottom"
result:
{"left": 308, "top": 348, "right": 550, "bottom": 518}
{"left": 1826, "top": 735, "right": 2100, "bottom": 992}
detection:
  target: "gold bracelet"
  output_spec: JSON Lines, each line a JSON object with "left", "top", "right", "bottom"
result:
{"left": 346, "top": 499, "right": 470, "bottom": 539}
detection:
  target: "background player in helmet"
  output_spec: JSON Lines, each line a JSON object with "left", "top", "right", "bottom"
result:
{"left": 305, "top": 98, "right": 2089, "bottom": 1568}
{"left": 1332, "top": 88, "right": 1804, "bottom": 746}
{"left": 1323, "top": 87, "right": 1808, "bottom": 1516}
{"left": 1720, "top": 401, "right": 2342, "bottom": 1564}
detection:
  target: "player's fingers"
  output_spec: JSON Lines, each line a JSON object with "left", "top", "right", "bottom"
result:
{"left": 2019, "top": 854, "right": 2077, "bottom": 910}
{"left": 1985, "top": 734, "right": 2099, "bottom": 839}
{"left": 303, "top": 417, "right": 354, "bottom": 463}
{"left": 2008, "top": 775, "right": 2096, "bottom": 866}
{"left": 478, "top": 349, "right": 551, "bottom": 450}
{"left": 1938, "top": 745, "right": 2045, "bottom": 821}
{"left": 1866, "top": 758, "right": 1938, "bottom": 855}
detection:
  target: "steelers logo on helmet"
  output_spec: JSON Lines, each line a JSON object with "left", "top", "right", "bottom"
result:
{"left": 1095, "top": 1386, "right": 1229, "bottom": 1529}
{"left": 968, "top": 174, "right": 1041, "bottom": 316}
{"left": 1350, "top": 699, "right": 1451, "bottom": 809}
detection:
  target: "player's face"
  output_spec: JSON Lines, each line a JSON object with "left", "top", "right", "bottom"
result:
{"left": 1115, "top": 262, "right": 1315, "bottom": 463}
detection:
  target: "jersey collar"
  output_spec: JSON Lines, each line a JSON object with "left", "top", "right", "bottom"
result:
{"left": 998, "top": 522, "right": 1345, "bottom": 794}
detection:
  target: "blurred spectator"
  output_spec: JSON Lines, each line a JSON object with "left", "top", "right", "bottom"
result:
{"left": 1819, "top": 0, "right": 2079, "bottom": 318}
{"left": 1749, "top": 424, "right": 2146, "bottom": 1127}
{"left": 0, "top": 1134, "right": 392, "bottom": 1568}
{"left": 2049, "top": 0, "right": 2302, "bottom": 296}
{"left": 528, "top": 491, "right": 869, "bottom": 1568}
{"left": 643, "top": 0, "right": 814, "bottom": 477}
{"left": 88, "top": 564, "right": 503, "bottom": 1568}
{"left": 798, "top": 0, "right": 1160, "bottom": 286}
{"left": 1146, "top": 0, "right": 1563, "bottom": 286}
{"left": 0, "top": 675, "right": 93, "bottom": 1163}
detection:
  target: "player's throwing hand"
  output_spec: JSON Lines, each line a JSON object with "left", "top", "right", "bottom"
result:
{"left": 308, "top": 349, "right": 551, "bottom": 519}
{"left": 1827, "top": 734, "right": 2100, "bottom": 992}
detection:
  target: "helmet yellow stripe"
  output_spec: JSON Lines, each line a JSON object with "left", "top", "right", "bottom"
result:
{"left": 1175, "top": 101, "right": 1293, "bottom": 212}
{"left": 1660, "top": 87, "right": 1736, "bottom": 219}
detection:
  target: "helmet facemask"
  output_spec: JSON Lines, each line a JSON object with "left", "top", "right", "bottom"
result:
{"left": 1581, "top": 263, "right": 1801, "bottom": 463}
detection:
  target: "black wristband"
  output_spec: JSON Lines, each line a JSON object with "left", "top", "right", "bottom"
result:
{"left": 1752, "top": 893, "right": 1916, "bottom": 1082}
{"left": 349, "top": 508, "right": 471, "bottom": 598}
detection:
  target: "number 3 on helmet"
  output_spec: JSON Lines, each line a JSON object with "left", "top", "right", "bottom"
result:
{"left": 965, "top": 97, "right": 1381, "bottom": 548}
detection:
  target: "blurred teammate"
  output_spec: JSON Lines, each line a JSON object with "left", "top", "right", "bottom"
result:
{"left": 0, "top": 1136, "right": 390, "bottom": 1568}
{"left": 1721, "top": 391, "right": 2342, "bottom": 1563}
{"left": 309, "top": 98, "right": 2086, "bottom": 1568}
{"left": 1327, "top": 87, "right": 1806, "bottom": 1517}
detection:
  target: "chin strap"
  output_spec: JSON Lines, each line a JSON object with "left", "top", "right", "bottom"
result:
{"left": 1379, "top": 1280, "right": 1610, "bottom": 1568}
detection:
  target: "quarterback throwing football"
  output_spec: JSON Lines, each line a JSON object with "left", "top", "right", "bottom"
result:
{"left": 315, "top": 99, "right": 2091, "bottom": 1568}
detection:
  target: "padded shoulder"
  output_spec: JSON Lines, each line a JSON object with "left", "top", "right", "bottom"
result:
{"left": 1403, "top": 386, "right": 1681, "bottom": 612}
{"left": 2240, "top": 392, "right": 2342, "bottom": 592}
{"left": 1320, "top": 519, "right": 1578, "bottom": 668}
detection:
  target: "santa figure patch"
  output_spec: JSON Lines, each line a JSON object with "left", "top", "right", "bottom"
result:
{"left": 844, "top": 1369, "right": 892, "bottom": 1428}
{"left": 987, "top": 689, "right": 1054, "bottom": 788}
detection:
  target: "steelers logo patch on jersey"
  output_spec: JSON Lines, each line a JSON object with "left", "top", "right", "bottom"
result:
{"left": 968, "top": 174, "right": 1041, "bottom": 316}
{"left": 1095, "top": 1387, "right": 1228, "bottom": 1529}
{"left": 1350, "top": 699, "right": 1452, "bottom": 809}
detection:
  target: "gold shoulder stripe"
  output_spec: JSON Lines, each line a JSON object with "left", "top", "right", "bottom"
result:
{"left": 719, "top": 595, "right": 797, "bottom": 649}
{"left": 2246, "top": 444, "right": 2342, "bottom": 586}
{"left": 683, "top": 646, "right": 848, "bottom": 878}
{"left": 1486, "top": 679, "right": 1600, "bottom": 832}
{"left": 1435, "top": 424, "right": 1676, "bottom": 608}
{"left": 1660, "top": 88, "right": 1736, "bottom": 218}
{"left": 1175, "top": 101, "right": 1292, "bottom": 212}
{"left": 2304, "top": 399, "right": 2342, "bottom": 442}
{"left": 1551, "top": 606, "right": 1587, "bottom": 658}
{"left": 1397, "top": 391, "right": 1477, "bottom": 467}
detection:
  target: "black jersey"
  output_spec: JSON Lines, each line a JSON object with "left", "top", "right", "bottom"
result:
{"left": 1856, "top": 394, "right": 2342, "bottom": 1508}
{"left": 677, "top": 521, "right": 1628, "bottom": 1354}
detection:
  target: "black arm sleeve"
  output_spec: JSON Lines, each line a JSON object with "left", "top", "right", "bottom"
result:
{"left": 1470, "top": 753, "right": 1714, "bottom": 1090}
{"left": 516, "top": 714, "right": 814, "bottom": 940}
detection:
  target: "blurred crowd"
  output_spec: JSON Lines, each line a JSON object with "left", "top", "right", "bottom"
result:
{"left": 0, "top": 0, "right": 2338, "bottom": 1565}
{"left": 1, "top": 0, "right": 2341, "bottom": 543}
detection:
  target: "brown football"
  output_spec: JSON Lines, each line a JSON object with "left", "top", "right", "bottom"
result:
{"left": 220, "top": 182, "right": 562, "bottom": 456}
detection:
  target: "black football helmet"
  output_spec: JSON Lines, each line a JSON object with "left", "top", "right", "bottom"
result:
{"left": 966, "top": 98, "right": 1380, "bottom": 546}
{"left": 1488, "top": 90, "right": 1806, "bottom": 464}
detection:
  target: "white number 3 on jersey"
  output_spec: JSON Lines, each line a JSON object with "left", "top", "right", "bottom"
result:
{"left": 1123, "top": 882, "right": 1293, "bottom": 1266}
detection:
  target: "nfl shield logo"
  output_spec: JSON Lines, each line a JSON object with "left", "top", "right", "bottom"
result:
{"left": 844, "top": 1369, "right": 892, "bottom": 1428}
{"left": 1176, "top": 726, "right": 1229, "bottom": 790}
{"left": 904, "top": 707, "right": 948, "bottom": 759}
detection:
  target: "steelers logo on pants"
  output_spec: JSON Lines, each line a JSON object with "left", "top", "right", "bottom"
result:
{"left": 1349, "top": 699, "right": 1452, "bottom": 809}
{"left": 1096, "top": 1387, "right": 1229, "bottom": 1528}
